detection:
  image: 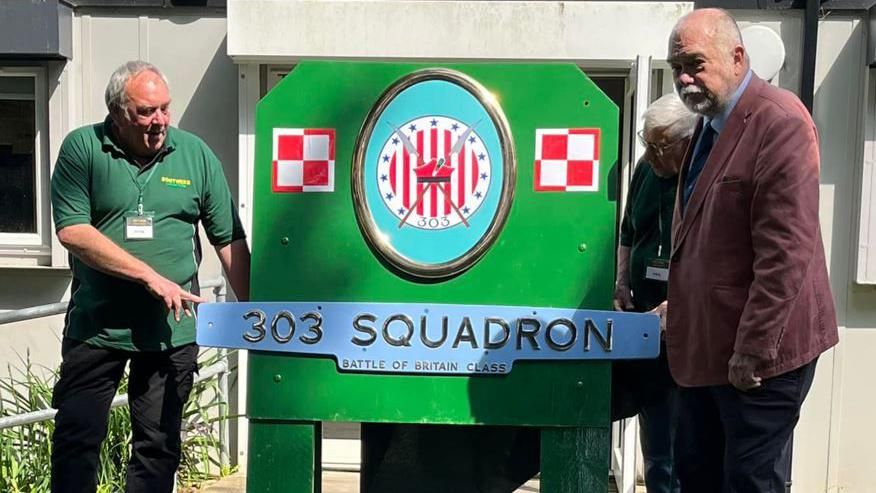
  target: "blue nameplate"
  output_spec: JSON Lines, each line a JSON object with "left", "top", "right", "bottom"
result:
{"left": 197, "top": 302, "right": 660, "bottom": 375}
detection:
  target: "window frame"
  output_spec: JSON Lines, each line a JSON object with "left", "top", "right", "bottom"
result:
{"left": 855, "top": 67, "right": 876, "bottom": 284}
{"left": 0, "top": 66, "right": 51, "bottom": 265}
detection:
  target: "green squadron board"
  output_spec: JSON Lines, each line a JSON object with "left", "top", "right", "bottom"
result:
{"left": 198, "top": 62, "right": 659, "bottom": 492}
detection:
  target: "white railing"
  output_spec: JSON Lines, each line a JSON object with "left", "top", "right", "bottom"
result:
{"left": 611, "top": 417, "right": 639, "bottom": 493}
{"left": 0, "top": 277, "right": 231, "bottom": 471}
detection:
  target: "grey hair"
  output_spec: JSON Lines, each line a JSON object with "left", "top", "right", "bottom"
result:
{"left": 104, "top": 60, "right": 169, "bottom": 118}
{"left": 643, "top": 93, "right": 698, "bottom": 140}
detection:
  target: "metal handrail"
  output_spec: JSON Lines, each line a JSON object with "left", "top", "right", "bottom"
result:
{"left": 0, "top": 358, "right": 228, "bottom": 429}
{"left": 0, "top": 277, "right": 226, "bottom": 325}
{"left": 0, "top": 303, "right": 68, "bottom": 325}
{"left": 0, "top": 276, "right": 231, "bottom": 471}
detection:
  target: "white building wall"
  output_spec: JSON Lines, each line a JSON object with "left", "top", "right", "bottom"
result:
{"left": 735, "top": 11, "right": 804, "bottom": 93}
{"left": 0, "top": 8, "right": 239, "bottom": 406}
{"left": 812, "top": 16, "right": 876, "bottom": 493}
{"left": 228, "top": 0, "right": 690, "bottom": 63}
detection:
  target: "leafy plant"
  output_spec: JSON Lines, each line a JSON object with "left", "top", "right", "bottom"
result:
{"left": 0, "top": 354, "right": 54, "bottom": 493}
{"left": 178, "top": 349, "right": 237, "bottom": 488}
{"left": 0, "top": 350, "right": 236, "bottom": 493}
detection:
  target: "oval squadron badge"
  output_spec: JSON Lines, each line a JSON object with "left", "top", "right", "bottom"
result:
{"left": 353, "top": 69, "right": 515, "bottom": 279}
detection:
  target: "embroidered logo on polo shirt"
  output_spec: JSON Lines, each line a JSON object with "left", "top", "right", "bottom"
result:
{"left": 161, "top": 176, "right": 192, "bottom": 188}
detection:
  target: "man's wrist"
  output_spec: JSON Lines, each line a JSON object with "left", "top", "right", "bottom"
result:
{"left": 134, "top": 264, "right": 159, "bottom": 286}
{"left": 732, "top": 342, "right": 777, "bottom": 362}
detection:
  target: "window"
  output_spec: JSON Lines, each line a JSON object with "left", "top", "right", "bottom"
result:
{"left": 0, "top": 67, "right": 50, "bottom": 266}
{"left": 855, "top": 68, "right": 876, "bottom": 283}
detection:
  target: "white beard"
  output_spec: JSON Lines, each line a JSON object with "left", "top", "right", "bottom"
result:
{"left": 678, "top": 85, "right": 720, "bottom": 117}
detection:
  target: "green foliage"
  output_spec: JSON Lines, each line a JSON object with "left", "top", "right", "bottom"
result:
{"left": 0, "top": 351, "right": 235, "bottom": 493}
{"left": 0, "top": 356, "right": 53, "bottom": 493}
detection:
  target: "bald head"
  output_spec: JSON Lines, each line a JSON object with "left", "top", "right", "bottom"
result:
{"left": 672, "top": 9, "right": 745, "bottom": 57}
{"left": 668, "top": 8, "right": 749, "bottom": 118}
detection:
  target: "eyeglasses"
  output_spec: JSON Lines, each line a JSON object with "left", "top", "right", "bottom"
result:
{"left": 637, "top": 130, "right": 688, "bottom": 158}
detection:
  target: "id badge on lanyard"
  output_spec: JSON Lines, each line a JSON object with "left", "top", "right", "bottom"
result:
{"left": 645, "top": 258, "right": 670, "bottom": 281}
{"left": 123, "top": 161, "right": 159, "bottom": 241}
{"left": 125, "top": 208, "right": 155, "bottom": 240}
{"left": 644, "top": 197, "right": 670, "bottom": 282}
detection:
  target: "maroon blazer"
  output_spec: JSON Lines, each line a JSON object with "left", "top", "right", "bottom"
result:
{"left": 666, "top": 75, "right": 838, "bottom": 387}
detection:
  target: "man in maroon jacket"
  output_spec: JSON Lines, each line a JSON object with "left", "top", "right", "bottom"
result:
{"left": 665, "top": 8, "right": 838, "bottom": 492}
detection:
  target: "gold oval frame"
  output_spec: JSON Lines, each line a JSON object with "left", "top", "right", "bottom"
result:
{"left": 351, "top": 68, "right": 516, "bottom": 279}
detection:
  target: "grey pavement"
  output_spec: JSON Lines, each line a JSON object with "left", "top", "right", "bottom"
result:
{"left": 199, "top": 471, "right": 638, "bottom": 492}
{"left": 200, "top": 471, "right": 542, "bottom": 492}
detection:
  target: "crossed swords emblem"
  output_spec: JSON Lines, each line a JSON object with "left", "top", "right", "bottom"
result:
{"left": 387, "top": 119, "right": 481, "bottom": 229}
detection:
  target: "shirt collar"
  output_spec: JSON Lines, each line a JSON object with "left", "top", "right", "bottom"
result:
{"left": 706, "top": 69, "right": 752, "bottom": 134}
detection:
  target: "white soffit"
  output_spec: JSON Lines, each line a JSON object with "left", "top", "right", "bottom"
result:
{"left": 228, "top": 1, "right": 693, "bottom": 63}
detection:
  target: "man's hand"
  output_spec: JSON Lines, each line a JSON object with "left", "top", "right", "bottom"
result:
{"left": 649, "top": 301, "right": 668, "bottom": 337}
{"left": 728, "top": 352, "right": 762, "bottom": 391}
{"left": 613, "top": 284, "right": 635, "bottom": 311}
{"left": 144, "top": 272, "right": 207, "bottom": 322}
{"left": 56, "top": 225, "right": 208, "bottom": 322}
{"left": 614, "top": 245, "right": 634, "bottom": 311}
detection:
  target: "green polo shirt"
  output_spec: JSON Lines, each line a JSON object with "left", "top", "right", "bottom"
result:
{"left": 51, "top": 118, "right": 245, "bottom": 351}
{"left": 619, "top": 160, "right": 677, "bottom": 312}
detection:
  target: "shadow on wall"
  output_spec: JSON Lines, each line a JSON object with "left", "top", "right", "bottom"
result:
{"left": 173, "top": 35, "right": 241, "bottom": 287}
{"left": 176, "top": 35, "right": 240, "bottom": 197}
{"left": 0, "top": 270, "right": 71, "bottom": 311}
{"left": 811, "top": 19, "right": 876, "bottom": 328}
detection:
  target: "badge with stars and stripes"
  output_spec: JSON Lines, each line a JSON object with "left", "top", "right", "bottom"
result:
{"left": 376, "top": 115, "right": 491, "bottom": 231}
{"left": 353, "top": 69, "right": 515, "bottom": 279}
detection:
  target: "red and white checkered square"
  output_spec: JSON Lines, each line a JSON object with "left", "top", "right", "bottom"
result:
{"left": 534, "top": 128, "right": 600, "bottom": 192}
{"left": 272, "top": 128, "right": 335, "bottom": 193}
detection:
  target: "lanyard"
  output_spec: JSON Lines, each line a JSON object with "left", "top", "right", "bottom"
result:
{"left": 123, "top": 160, "right": 160, "bottom": 216}
{"left": 656, "top": 179, "right": 672, "bottom": 258}
{"left": 657, "top": 198, "right": 664, "bottom": 258}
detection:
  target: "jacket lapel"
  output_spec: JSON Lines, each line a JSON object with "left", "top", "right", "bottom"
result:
{"left": 671, "top": 76, "right": 764, "bottom": 258}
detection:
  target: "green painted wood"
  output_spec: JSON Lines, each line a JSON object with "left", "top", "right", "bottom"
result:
{"left": 248, "top": 61, "right": 619, "bottom": 426}
{"left": 540, "top": 427, "right": 610, "bottom": 492}
{"left": 249, "top": 356, "right": 609, "bottom": 427}
{"left": 247, "top": 420, "right": 322, "bottom": 493}
{"left": 247, "top": 61, "right": 617, "bottom": 492}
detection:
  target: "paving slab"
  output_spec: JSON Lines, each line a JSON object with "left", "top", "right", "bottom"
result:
{"left": 199, "top": 471, "right": 636, "bottom": 492}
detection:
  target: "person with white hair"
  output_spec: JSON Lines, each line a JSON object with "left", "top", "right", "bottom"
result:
{"left": 665, "top": 9, "right": 837, "bottom": 492}
{"left": 49, "top": 60, "right": 251, "bottom": 492}
{"left": 613, "top": 92, "right": 696, "bottom": 493}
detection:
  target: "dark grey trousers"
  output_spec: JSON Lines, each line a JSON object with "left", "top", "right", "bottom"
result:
{"left": 675, "top": 358, "right": 817, "bottom": 493}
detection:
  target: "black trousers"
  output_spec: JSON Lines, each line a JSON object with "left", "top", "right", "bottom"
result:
{"left": 51, "top": 338, "right": 198, "bottom": 493}
{"left": 675, "top": 358, "right": 817, "bottom": 493}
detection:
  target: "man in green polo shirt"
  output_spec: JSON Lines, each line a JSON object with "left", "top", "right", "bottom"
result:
{"left": 613, "top": 93, "right": 695, "bottom": 493}
{"left": 49, "top": 60, "right": 250, "bottom": 493}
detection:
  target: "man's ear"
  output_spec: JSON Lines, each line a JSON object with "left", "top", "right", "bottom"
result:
{"left": 108, "top": 108, "right": 126, "bottom": 127}
{"left": 733, "top": 46, "right": 747, "bottom": 72}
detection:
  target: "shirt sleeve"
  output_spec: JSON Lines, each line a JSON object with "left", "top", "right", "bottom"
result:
{"left": 200, "top": 144, "right": 246, "bottom": 246}
{"left": 51, "top": 131, "right": 93, "bottom": 230}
